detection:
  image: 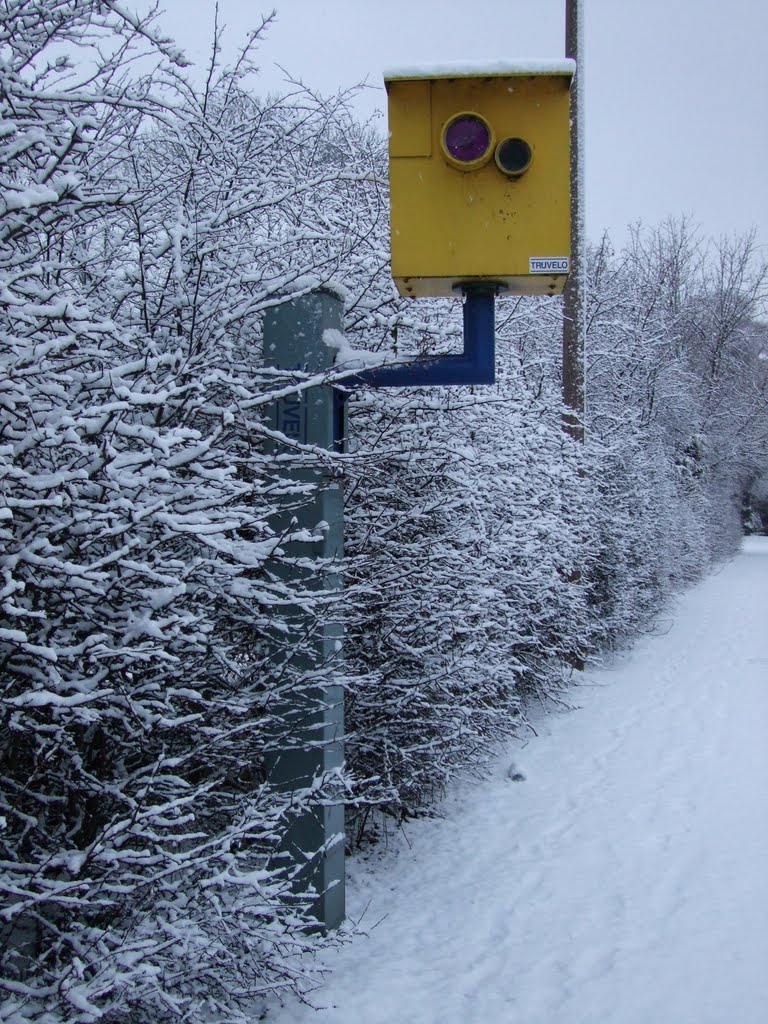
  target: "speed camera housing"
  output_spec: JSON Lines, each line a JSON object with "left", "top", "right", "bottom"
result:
{"left": 385, "top": 61, "right": 574, "bottom": 298}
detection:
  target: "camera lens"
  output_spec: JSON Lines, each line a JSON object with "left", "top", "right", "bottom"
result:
{"left": 441, "top": 113, "right": 494, "bottom": 169}
{"left": 495, "top": 137, "right": 533, "bottom": 177}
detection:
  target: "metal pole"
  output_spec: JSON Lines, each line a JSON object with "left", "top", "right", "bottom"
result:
{"left": 263, "top": 289, "right": 346, "bottom": 931}
{"left": 563, "top": 0, "right": 585, "bottom": 442}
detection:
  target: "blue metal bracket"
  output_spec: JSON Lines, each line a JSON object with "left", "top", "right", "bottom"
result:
{"left": 348, "top": 285, "right": 499, "bottom": 388}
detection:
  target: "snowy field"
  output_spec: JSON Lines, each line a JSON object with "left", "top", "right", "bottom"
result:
{"left": 273, "top": 537, "right": 768, "bottom": 1023}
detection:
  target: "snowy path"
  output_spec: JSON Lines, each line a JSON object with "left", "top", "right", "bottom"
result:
{"left": 275, "top": 539, "right": 768, "bottom": 1024}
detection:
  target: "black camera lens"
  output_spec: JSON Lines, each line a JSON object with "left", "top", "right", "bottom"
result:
{"left": 495, "top": 137, "right": 533, "bottom": 177}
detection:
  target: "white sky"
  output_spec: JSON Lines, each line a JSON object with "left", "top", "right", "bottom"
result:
{"left": 150, "top": 0, "right": 768, "bottom": 254}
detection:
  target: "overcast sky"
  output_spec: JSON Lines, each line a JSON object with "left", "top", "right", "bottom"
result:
{"left": 151, "top": 0, "right": 768, "bottom": 255}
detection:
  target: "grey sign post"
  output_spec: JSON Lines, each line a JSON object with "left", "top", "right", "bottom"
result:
{"left": 263, "top": 289, "right": 346, "bottom": 931}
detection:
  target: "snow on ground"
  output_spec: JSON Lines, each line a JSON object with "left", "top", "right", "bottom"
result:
{"left": 272, "top": 538, "right": 768, "bottom": 1024}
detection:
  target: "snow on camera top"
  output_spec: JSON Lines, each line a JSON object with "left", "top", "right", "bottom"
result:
{"left": 383, "top": 58, "right": 575, "bottom": 82}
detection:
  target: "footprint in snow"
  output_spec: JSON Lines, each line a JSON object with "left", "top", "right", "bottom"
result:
{"left": 507, "top": 762, "right": 527, "bottom": 782}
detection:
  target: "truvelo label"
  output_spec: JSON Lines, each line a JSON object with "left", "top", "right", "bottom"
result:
{"left": 529, "top": 257, "right": 570, "bottom": 274}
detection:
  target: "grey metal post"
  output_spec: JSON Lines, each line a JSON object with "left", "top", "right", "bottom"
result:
{"left": 263, "top": 288, "right": 345, "bottom": 931}
{"left": 563, "top": 0, "right": 586, "bottom": 442}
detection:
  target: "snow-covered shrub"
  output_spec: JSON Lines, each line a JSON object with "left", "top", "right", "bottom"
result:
{"left": 339, "top": 298, "right": 593, "bottom": 835}
{"left": 0, "top": 4, "right": 383, "bottom": 1020}
{"left": 339, "top": 220, "right": 767, "bottom": 835}
{"left": 581, "top": 224, "right": 768, "bottom": 646}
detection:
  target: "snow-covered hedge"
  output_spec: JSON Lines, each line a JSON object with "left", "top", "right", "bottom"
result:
{"left": 341, "top": 344, "right": 592, "bottom": 836}
{"left": 341, "top": 222, "right": 766, "bottom": 827}
{"left": 0, "top": 3, "right": 380, "bottom": 1020}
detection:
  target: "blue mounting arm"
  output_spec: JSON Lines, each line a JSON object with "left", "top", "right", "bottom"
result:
{"left": 347, "top": 286, "right": 497, "bottom": 388}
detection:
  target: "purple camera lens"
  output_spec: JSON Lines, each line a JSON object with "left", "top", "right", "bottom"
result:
{"left": 444, "top": 115, "right": 491, "bottom": 163}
